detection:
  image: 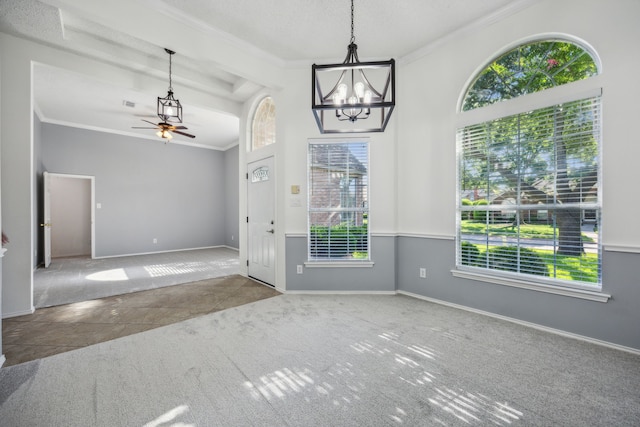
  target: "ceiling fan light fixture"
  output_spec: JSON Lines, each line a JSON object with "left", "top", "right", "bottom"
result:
{"left": 311, "top": 0, "right": 395, "bottom": 133}
{"left": 157, "top": 48, "right": 183, "bottom": 123}
{"left": 156, "top": 129, "right": 173, "bottom": 140}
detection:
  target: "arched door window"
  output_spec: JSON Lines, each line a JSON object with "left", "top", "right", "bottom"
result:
{"left": 251, "top": 96, "right": 276, "bottom": 151}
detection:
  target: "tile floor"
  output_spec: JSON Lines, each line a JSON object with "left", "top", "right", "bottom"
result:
{"left": 2, "top": 275, "right": 280, "bottom": 367}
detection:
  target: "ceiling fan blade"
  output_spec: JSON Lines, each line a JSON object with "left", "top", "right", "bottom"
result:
{"left": 132, "top": 126, "right": 158, "bottom": 129}
{"left": 172, "top": 130, "right": 196, "bottom": 138}
{"left": 173, "top": 126, "right": 188, "bottom": 130}
{"left": 141, "top": 119, "right": 159, "bottom": 126}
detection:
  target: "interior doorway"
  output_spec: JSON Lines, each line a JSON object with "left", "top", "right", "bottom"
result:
{"left": 42, "top": 172, "right": 95, "bottom": 267}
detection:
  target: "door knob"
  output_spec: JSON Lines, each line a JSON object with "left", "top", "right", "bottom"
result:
{"left": 40, "top": 223, "right": 52, "bottom": 227}
{"left": 266, "top": 229, "right": 275, "bottom": 234}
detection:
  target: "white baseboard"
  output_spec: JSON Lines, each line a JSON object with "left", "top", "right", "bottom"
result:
{"left": 0, "top": 354, "right": 5, "bottom": 368}
{"left": 398, "top": 290, "right": 640, "bottom": 356}
{"left": 93, "top": 245, "right": 232, "bottom": 259}
{"left": 285, "top": 290, "right": 396, "bottom": 296}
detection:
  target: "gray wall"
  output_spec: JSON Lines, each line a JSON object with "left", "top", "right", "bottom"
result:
{"left": 40, "top": 124, "right": 227, "bottom": 257}
{"left": 396, "top": 236, "right": 640, "bottom": 351}
{"left": 224, "top": 144, "right": 239, "bottom": 249}
{"left": 286, "top": 236, "right": 396, "bottom": 292}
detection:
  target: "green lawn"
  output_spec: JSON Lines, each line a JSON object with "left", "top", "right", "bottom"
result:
{"left": 537, "top": 249, "right": 599, "bottom": 282}
{"left": 463, "top": 243, "right": 599, "bottom": 283}
{"left": 461, "top": 220, "right": 600, "bottom": 283}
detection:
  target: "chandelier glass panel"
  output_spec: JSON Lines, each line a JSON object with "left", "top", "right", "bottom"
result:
{"left": 312, "top": 0, "right": 395, "bottom": 133}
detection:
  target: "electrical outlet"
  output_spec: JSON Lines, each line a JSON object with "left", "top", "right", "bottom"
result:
{"left": 419, "top": 268, "right": 427, "bottom": 278}
{"left": 297, "top": 265, "right": 303, "bottom": 274}
{"left": 153, "top": 238, "right": 157, "bottom": 244}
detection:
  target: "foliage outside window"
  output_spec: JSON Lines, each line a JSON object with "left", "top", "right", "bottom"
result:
{"left": 463, "top": 40, "right": 598, "bottom": 111}
{"left": 251, "top": 96, "right": 276, "bottom": 151}
{"left": 308, "top": 141, "right": 369, "bottom": 261}
{"left": 458, "top": 40, "right": 601, "bottom": 288}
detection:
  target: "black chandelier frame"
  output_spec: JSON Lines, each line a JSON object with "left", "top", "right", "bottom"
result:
{"left": 157, "top": 48, "right": 183, "bottom": 123}
{"left": 311, "top": 0, "right": 395, "bottom": 133}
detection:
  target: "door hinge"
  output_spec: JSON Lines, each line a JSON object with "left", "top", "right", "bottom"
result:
{"left": 246, "top": 259, "right": 249, "bottom": 267}
{"left": 246, "top": 173, "right": 249, "bottom": 179}
{"left": 246, "top": 216, "right": 249, "bottom": 223}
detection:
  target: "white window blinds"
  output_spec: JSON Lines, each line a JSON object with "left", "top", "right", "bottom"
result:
{"left": 457, "top": 96, "right": 601, "bottom": 286}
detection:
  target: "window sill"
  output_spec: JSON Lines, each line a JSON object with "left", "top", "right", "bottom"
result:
{"left": 305, "top": 261, "right": 374, "bottom": 268}
{"left": 451, "top": 269, "right": 610, "bottom": 302}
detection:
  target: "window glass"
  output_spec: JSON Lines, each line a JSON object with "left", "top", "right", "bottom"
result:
{"left": 308, "top": 141, "right": 369, "bottom": 261}
{"left": 463, "top": 41, "right": 598, "bottom": 111}
{"left": 252, "top": 97, "right": 275, "bottom": 150}
{"left": 458, "top": 40, "right": 601, "bottom": 288}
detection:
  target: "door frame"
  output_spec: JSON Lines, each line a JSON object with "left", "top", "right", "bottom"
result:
{"left": 43, "top": 172, "right": 96, "bottom": 265}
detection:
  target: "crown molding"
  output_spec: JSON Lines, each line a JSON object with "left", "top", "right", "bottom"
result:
{"left": 400, "top": 0, "right": 538, "bottom": 65}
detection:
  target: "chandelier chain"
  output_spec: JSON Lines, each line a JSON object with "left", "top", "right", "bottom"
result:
{"left": 168, "top": 52, "right": 173, "bottom": 92}
{"left": 350, "top": 0, "right": 355, "bottom": 44}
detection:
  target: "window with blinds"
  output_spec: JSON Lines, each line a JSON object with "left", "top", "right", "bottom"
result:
{"left": 308, "top": 141, "right": 369, "bottom": 261}
{"left": 457, "top": 39, "right": 601, "bottom": 289}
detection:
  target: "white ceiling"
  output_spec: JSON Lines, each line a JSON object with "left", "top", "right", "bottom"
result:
{"left": 0, "top": 0, "right": 531, "bottom": 150}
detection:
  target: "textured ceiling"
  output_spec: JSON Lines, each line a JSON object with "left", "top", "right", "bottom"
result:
{"left": 160, "top": 0, "right": 518, "bottom": 61}
{"left": 0, "top": 0, "right": 532, "bottom": 149}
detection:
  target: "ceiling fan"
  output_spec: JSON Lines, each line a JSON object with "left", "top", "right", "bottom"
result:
{"left": 132, "top": 119, "right": 195, "bottom": 140}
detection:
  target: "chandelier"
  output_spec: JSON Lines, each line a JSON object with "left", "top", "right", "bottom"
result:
{"left": 312, "top": 0, "right": 395, "bottom": 133}
{"left": 157, "top": 48, "right": 183, "bottom": 123}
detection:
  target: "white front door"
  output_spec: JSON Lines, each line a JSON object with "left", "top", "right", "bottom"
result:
{"left": 247, "top": 157, "right": 276, "bottom": 286}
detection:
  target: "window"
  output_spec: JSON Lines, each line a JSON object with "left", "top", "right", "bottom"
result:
{"left": 251, "top": 96, "right": 275, "bottom": 151}
{"left": 457, "top": 40, "right": 601, "bottom": 289}
{"left": 308, "top": 140, "right": 369, "bottom": 261}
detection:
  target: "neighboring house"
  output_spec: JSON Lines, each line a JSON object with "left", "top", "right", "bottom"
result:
{"left": 308, "top": 144, "right": 367, "bottom": 227}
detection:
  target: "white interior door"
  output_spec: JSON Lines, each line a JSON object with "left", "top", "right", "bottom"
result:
{"left": 247, "top": 157, "right": 276, "bottom": 286}
{"left": 42, "top": 171, "right": 52, "bottom": 268}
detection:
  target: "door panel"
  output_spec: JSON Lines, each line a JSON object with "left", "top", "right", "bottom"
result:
{"left": 247, "top": 157, "right": 275, "bottom": 286}
{"left": 43, "top": 172, "right": 52, "bottom": 268}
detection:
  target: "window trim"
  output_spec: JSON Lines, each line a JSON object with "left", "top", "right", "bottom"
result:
{"left": 451, "top": 268, "right": 610, "bottom": 303}
{"left": 456, "top": 39, "right": 603, "bottom": 292}
{"left": 457, "top": 82, "right": 602, "bottom": 128}
{"left": 307, "top": 138, "right": 371, "bottom": 264}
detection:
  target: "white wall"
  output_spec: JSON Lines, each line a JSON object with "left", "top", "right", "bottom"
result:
{"left": 397, "top": 0, "right": 640, "bottom": 246}
{"left": 265, "top": 66, "right": 397, "bottom": 291}
{"left": 391, "top": 0, "right": 640, "bottom": 350}
{"left": 277, "top": 67, "right": 398, "bottom": 237}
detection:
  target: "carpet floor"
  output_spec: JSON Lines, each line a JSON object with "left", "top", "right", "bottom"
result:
{"left": 2, "top": 275, "right": 280, "bottom": 367}
{"left": 1, "top": 292, "right": 639, "bottom": 426}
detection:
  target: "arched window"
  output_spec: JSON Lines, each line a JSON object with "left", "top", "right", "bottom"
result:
{"left": 463, "top": 40, "right": 598, "bottom": 111}
{"left": 457, "top": 39, "right": 602, "bottom": 289}
{"left": 251, "top": 96, "right": 276, "bottom": 151}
